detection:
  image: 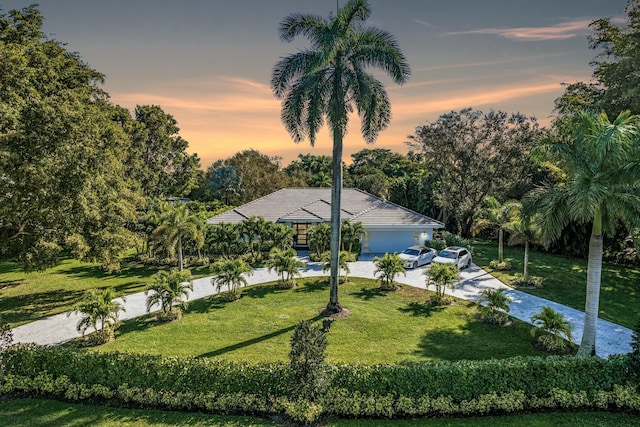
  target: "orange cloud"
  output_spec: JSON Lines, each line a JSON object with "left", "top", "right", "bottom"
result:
{"left": 444, "top": 19, "right": 592, "bottom": 41}
{"left": 111, "top": 74, "right": 577, "bottom": 168}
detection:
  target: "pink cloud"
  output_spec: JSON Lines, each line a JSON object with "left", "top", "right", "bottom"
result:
{"left": 444, "top": 19, "right": 592, "bottom": 41}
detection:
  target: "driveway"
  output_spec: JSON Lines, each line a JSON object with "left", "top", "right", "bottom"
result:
{"left": 12, "top": 256, "right": 633, "bottom": 358}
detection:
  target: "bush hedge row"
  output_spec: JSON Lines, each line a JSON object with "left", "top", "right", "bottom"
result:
{"left": 1, "top": 345, "right": 638, "bottom": 422}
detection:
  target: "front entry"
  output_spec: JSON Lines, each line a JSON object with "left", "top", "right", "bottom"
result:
{"left": 292, "top": 222, "right": 311, "bottom": 248}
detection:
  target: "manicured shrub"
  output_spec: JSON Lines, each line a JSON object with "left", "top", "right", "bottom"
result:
{"left": 289, "top": 320, "right": 329, "bottom": 400}
{"left": 1, "top": 345, "right": 637, "bottom": 420}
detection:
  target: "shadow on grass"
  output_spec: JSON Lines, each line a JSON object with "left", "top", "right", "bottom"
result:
{"left": 352, "top": 286, "right": 389, "bottom": 301}
{"left": 294, "top": 278, "right": 328, "bottom": 293}
{"left": 244, "top": 284, "right": 289, "bottom": 299}
{"left": 115, "top": 315, "right": 156, "bottom": 335}
{"left": 197, "top": 314, "right": 324, "bottom": 359}
{"left": 0, "top": 289, "right": 84, "bottom": 326}
{"left": 398, "top": 302, "right": 443, "bottom": 318}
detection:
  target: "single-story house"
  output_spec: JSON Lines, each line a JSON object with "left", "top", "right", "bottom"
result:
{"left": 207, "top": 188, "right": 444, "bottom": 254}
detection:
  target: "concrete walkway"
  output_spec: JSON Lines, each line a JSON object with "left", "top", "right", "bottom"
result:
{"left": 12, "top": 256, "right": 633, "bottom": 358}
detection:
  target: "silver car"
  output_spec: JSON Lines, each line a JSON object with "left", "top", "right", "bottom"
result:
{"left": 398, "top": 245, "right": 437, "bottom": 269}
{"left": 432, "top": 246, "right": 472, "bottom": 269}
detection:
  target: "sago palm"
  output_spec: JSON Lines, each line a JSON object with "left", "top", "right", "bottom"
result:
{"left": 272, "top": 0, "right": 410, "bottom": 313}
{"left": 525, "top": 110, "right": 640, "bottom": 356}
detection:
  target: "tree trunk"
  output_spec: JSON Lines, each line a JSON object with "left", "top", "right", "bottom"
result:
{"left": 498, "top": 228, "right": 504, "bottom": 262}
{"left": 326, "top": 132, "right": 343, "bottom": 314}
{"left": 523, "top": 240, "right": 529, "bottom": 282}
{"left": 178, "top": 237, "right": 184, "bottom": 271}
{"left": 578, "top": 232, "right": 603, "bottom": 356}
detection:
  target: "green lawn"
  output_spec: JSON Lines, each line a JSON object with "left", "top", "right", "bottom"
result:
{"left": 0, "top": 258, "right": 210, "bottom": 327}
{"left": 0, "top": 397, "right": 277, "bottom": 426}
{"left": 472, "top": 240, "right": 640, "bottom": 329}
{"left": 1, "top": 398, "right": 638, "bottom": 427}
{"left": 81, "top": 277, "right": 546, "bottom": 364}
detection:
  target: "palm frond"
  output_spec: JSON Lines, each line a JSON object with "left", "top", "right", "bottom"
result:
{"left": 278, "top": 13, "right": 328, "bottom": 44}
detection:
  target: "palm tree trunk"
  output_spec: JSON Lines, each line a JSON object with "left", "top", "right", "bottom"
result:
{"left": 578, "top": 232, "right": 603, "bottom": 356}
{"left": 327, "top": 131, "right": 343, "bottom": 314}
{"left": 498, "top": 228, "right": 504, "bottom": 262}
{"left": 523, "top": 240, "right": 529, "bottom": 282}
{"left": 178, "top": 237, "right": 184, "bottom": 271}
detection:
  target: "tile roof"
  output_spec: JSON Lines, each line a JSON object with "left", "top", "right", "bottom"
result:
{"left": 207, "top": 188, "right": 444, "bottom": 228}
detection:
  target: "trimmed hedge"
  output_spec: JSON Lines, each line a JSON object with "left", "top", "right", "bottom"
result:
{"left": 1, "top": 345, "right": 638, "bottom": 422}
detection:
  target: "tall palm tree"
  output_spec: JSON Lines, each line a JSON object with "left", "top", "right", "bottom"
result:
{"left": 525, "top": 110, "right": 640, "bottom": 356}
{"left": 472, "top": 196, "right": 521, "bottom": 263}
{"left": 272, "top": 0, "right": 410, "bottom": 313}
{"left": 505, "top": 211, "right": 543, "bottom": 283}
{"left": 153, "top": 203, "right": 203, "bottom": 271}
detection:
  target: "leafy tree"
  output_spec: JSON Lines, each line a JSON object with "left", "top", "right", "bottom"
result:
{"left": 153, "top": 202, "right": 204, "bottom": 271}
{"left": 284, "top": 154, "right": 333, "bottom": 187}
{"left": 373, "top": 253, "right": 406, "bottom": 291}
{"left": 209, "top": 165, "right": 240, "bottom": 205}
{"left": 530, "top": 306, "right": 574, "bottom": 353}
{"left": 129, "top": 105, "right": 200, "bottom": 198}
{"left": 69, "top": 288, "right": 125, "bottom": 344}
{"left": 524, "top": 110, "right": 640, "bottom": 356}
{"left": 0, "top": 6, "right": 141, "bottom": 271}
{"left": 476, "top": 288, "right": 511, "bottom": 325}
{"left": 424, "top": 263, "right": 460, "bottom": 304}
{"left": 145, "top": 269, "right": 193, "bottom": 321}
{"left": 472, "top": 197, "right": 521, "bottom": 263}
{"left": 210, "top": 258, "right": 253, "bottom": 300}
{"left": 407, "top": 108, "right": 541, "bottom": 236}
{"left": 266, "top": 248, "right": 305, "bottom": 288}
{"left": 272, "top": 0, "right": 410, "bottom": 313}
{"left": 205, "top": 150, "right": 302, "bottom": 205}
{"left": 556, "top": 0, "right": 640, "bottom": 117}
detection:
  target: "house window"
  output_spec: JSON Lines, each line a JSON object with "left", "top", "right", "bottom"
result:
{"left": 293, "top": 223, "right": 311, "bottom": 247}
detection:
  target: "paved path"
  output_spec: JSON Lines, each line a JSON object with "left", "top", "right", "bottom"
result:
{"left": 12, "top": 256, "right": 632, "bottom": 358}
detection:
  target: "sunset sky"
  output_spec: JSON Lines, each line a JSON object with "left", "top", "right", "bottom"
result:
{"left": 2, "top": 0, "right": 628, "bottom": 168}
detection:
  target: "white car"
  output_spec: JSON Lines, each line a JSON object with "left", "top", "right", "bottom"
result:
{"left": 398, "top": 246, "right": 437, "bottom": 269}
{"left": 432, "top": 246, "right": 472, "bottom": 269}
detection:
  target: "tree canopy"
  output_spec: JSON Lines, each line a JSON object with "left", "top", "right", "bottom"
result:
{"left": 555, "top": 0, "right": 640, "bottom": 117}
{"left": 407, "top": 108, "right": 542, "bottom": 236}
{"left": 0, "top": 6, "right": 198, "bottom": 271}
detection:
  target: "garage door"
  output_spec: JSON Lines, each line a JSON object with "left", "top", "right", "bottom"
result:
{"left": 365, "top": 230, "right": 415, "bottom": 254}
